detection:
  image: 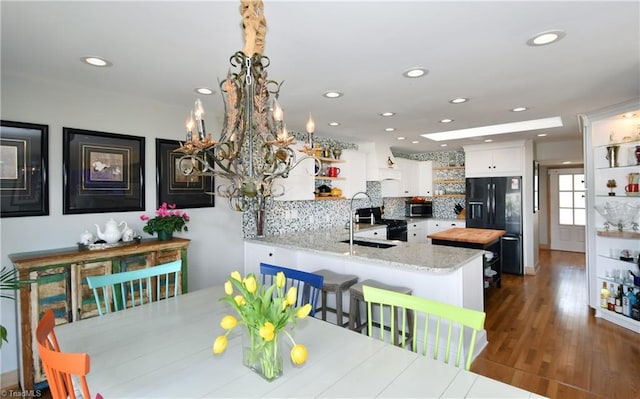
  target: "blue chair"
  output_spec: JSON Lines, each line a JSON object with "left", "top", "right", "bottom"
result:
{"left": 259, "top": 263, "right": 324, "bottom": 317}
{"left": 86, "top": 260, "right": 182, "bottom": 316}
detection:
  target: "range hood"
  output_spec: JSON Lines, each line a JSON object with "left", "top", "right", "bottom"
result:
{"left": 358, "top": 142, "right": 402, "bottom": 181}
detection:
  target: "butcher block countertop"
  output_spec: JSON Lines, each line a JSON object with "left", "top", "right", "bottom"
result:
{"left": 428, "top": 227, "right": 506, "bottom": 245}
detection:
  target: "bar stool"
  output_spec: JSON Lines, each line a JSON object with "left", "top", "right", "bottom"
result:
{"left": 349, "top": 279, "right": 413, "bottom": 346}
{"left": 312, "top": 269, "right": 358, "bottom": 327}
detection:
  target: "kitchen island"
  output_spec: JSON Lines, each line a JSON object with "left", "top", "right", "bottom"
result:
{"left": 244, "top": 226, "right": 487, "bottom": 355}
{"left": 428, "top": 227, "right": 506, "bottom": 289}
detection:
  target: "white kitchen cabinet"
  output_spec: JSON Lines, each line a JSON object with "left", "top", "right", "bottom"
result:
{"left": 580, "top": 98, "right": 640, "bottom": 333}
{"left": 244, "top": 241, "right": 297, "bottom": 275}
{"left": 396, "top": 158, "right": 433, "bottom": 197}
{"left": 339, "top": 149, "right": 367, "bottom": 198}
{"left": 354, "top": 226, "right": 387, "bottom": 240}
{"left": 273, "top": 142, "right": 315, "bottom": 201}
{"left": 426, "top": 220, "right": 466, "bottom": 241}
{"left": 407, "top": 220, "right": 429, "bottom": 243}
{"left": 464, "top": 142, "right": 525, "bottom": 178}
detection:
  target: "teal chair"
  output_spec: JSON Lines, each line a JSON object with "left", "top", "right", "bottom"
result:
{"left": 259, "top": 263, "right": 324, "bottom": 316}
{"left": 362, "top": 285, "right": 486, "bottom": 370}
{"left": 86, "top": 260, "right": 182, "bottom": 316}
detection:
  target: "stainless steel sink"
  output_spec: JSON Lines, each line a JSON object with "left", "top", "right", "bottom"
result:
{"left": 339, "top": 239, "right": 396, "bottom": 249}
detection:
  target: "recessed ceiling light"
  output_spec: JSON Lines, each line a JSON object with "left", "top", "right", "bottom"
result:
{"left": 440, "top": 144, "right": 448, "bottom": 147}
{"left": 527, "top": 30, "right": 566, "bottom": 46}
{"left": 562, "top": 161, "right": 572, "bottom": 164}
{"left": 537, "top": 133, "right": 548, "bottom": 137}
{"left": 622, "top": 112, "right": 636, "bottom": 118}
{"left": 397, "top": 137, "right": 405, "bottom": 140}
{"left": 380, "top": 112, "right": 395, "bottom": 117}
{"left": 195, "top": 87, "right": 215, "bottom": 95}
{"left": 328, "top": 122, "right": 340, "bottom": 126}
{"left": 512, "top": 107, "right": 528, "bottom": 112}
{"left": 402, "top": 67, "right": 428, "bottom": 78}
{"left": 323, "top": 91, "right": 343, "bottom": 98}
{"left": 81, "top": 56, "right": 112, "bottom": 67}
{"left": 484, "top": 139, "right": 493, "bottom": 143}
{"left": 385, "top": 128, "right": 395, "bottom": 132}
{"left": 411, "top": 140, "right": 419, "bottom": 144}
{"left": 422, "top": 116, "right": 563, "bottom": 141}
{"left": 449, "top": 98, "right": 468, "bottom": 104}
{"left": 440, "top": 119, "right": 453, "bottom": 123}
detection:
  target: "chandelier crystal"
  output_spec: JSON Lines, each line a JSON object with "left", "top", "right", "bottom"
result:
{"left": 175, "top": 0, "right": 317, "bottom": 224}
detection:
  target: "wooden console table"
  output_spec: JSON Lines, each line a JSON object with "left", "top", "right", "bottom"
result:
{"left": 9, "top": 238, "right": 190, "bottom": 391}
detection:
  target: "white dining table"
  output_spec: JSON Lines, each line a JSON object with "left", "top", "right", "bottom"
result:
{"left": 55, "top": 286, "right": 546, "bottom": 398}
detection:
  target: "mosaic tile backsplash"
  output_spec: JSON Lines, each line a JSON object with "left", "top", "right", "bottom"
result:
{"left": 242, "top": 149, "right": 466, "bottom": 238}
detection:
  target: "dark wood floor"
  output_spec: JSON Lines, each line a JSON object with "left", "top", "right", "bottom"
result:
{"left": 472, "top": 249, "right": 639, "bottom": 399}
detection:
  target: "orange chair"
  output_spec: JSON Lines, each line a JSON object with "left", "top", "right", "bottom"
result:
{"left": 36, "top": 309, "right": 94, "bottom": 399}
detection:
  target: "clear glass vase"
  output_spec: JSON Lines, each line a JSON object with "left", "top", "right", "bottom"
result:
{"left": 242, "top": 328, "right": 283, "bottom": 381}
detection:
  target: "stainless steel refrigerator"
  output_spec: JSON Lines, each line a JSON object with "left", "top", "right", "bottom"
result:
{"left": 465, "top": 176, "right": 523, "bottom": 275}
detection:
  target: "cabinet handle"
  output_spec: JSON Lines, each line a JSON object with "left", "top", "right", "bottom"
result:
{"left": 373, "top": 232, "right": 378, "bottom": 235}
{"left": 268, "top": 252, "right": 273, "bottom": 257}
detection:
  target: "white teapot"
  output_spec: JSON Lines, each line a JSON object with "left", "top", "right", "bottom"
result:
{"left": 95, "top": 219, "right": 127, "bottom": 244}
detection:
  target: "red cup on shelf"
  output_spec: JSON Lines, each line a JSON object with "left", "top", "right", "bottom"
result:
{"left": 625, "top": 183, "right": 639, "bottom": 193}
{"left": 327, "top": 166, "right": 340, "bottom": 177}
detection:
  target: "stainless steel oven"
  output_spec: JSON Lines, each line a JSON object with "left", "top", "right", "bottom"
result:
{"left": 405, "top": 202, "right": 433, "bottom": 218}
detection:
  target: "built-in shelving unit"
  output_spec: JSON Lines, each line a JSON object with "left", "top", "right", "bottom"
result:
{"left": 581, "top": 99, "right": 640, "bottom": 333}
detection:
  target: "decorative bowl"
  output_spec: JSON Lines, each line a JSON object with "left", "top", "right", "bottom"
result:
{"left": 594, "top": 201, "right": 640, "bottom": 231}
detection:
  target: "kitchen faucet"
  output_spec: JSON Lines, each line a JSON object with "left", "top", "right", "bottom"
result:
{"left": 349, "top": 191, "right": 373, "bottom": 255}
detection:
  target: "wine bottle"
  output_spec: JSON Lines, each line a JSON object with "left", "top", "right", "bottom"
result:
{"left": 614, "top": 284, "right": 623, "bottom": 314}
{"left": 607, "top": 283, "right": 616, "bottom": 311}
{"left": 622, "top": 287, "right": 632, "bottom": 317}
{"left": 600, "top": 281, "right": 610, "bottom": 308}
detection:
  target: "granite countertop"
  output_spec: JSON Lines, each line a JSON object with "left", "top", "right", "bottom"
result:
{"left": 247, "top": 228, "right": 483, "bottom": 274}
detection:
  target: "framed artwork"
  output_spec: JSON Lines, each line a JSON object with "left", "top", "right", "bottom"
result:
{"left": 63, "top": 127, "right": 145, "bottom": 214}
{"left": 533, "top": 160, "right": 540, "bottom": 213}
{"left": 156, "top": 138, "right": 214, "bottom": 209}
{"left": 0, "top": 120, "right": 49, "bottom": 217}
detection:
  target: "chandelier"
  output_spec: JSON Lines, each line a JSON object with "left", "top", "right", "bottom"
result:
{"left": 175, "top": 0, "right": 317, "bottom": 220}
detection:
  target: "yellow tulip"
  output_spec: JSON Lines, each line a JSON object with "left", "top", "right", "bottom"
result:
{"left": 230, "top": 271, "right": 242, "bottom": 281}
{"left": 259, "top": 322, "right": 275, "bottom": 341}
{"left": 290, "top": 344, "right": 307, "bottom": 365}
{"left": 224, "top": 280, "right": 233, "bottom": 295}
{"left": 296, "top": 304, "right": 311, "bottom": 319}
{"left": 285, "top": 286, "right": 297, "bottom": 306}
{"left": 275, "top": 271, "right": 286, "bottom": 288}
{"left": 244, "top": 275, "right": 257, "bottom": 294}
{"left": 213, "top": 335, "right": 228, "bottom": 354}
{"left": 220, "top": 315, "right": 238, "bottom": 330}
{"left": 234, "top": 295, "right": 246, "bottom": 306}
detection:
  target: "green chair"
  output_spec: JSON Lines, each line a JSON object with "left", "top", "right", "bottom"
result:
{"left": 86, "top": 260, "right": 182, "bottom": 316}
{"left": 362, "top": 285, "right": 486, "bottom": 370}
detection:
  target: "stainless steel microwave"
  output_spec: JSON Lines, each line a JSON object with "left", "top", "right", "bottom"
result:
{"left": 405, "top": 202, "right": 433, "bottom": 218}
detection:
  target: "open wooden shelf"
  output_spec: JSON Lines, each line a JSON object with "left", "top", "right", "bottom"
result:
{"left": 596, "top": 230, "right": 640, "bottom": 239}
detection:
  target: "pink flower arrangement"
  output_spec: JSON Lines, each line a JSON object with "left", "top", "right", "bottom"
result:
{"left": 140, "top": 203, "right": 189, "bottom": 235}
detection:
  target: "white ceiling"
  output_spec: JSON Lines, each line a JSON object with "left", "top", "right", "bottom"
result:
{"left": 2, "top": 1, "right": 639, "bottom": 155}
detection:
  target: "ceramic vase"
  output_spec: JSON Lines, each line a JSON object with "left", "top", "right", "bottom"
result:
{"left": 157, "top": 230, "right": 173, "bottom": 241}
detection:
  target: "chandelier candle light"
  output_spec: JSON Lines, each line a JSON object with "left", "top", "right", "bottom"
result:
{"left": 175, "top": 0, "right": 318, "bottom": 237}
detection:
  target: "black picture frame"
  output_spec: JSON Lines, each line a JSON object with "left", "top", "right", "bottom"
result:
{"left": 533, "top": 160, "right": 540, "bottom": 213}
{"left": 156, "top": 138, "right": 214, "bottom": 209}
{"left": 63, "top": 127, "right": 145, "bottom": 214}
{"left": 0, "top": 120, "right": 49, "bottom": 217}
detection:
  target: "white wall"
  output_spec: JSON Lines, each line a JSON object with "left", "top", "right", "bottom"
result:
{"left": 0, "top": 73, "right": 244, "bottom": 374}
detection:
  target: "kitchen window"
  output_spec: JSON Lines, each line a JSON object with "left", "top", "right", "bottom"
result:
{"left": 558, "top": 173, "right": 586, "bottom": 226}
